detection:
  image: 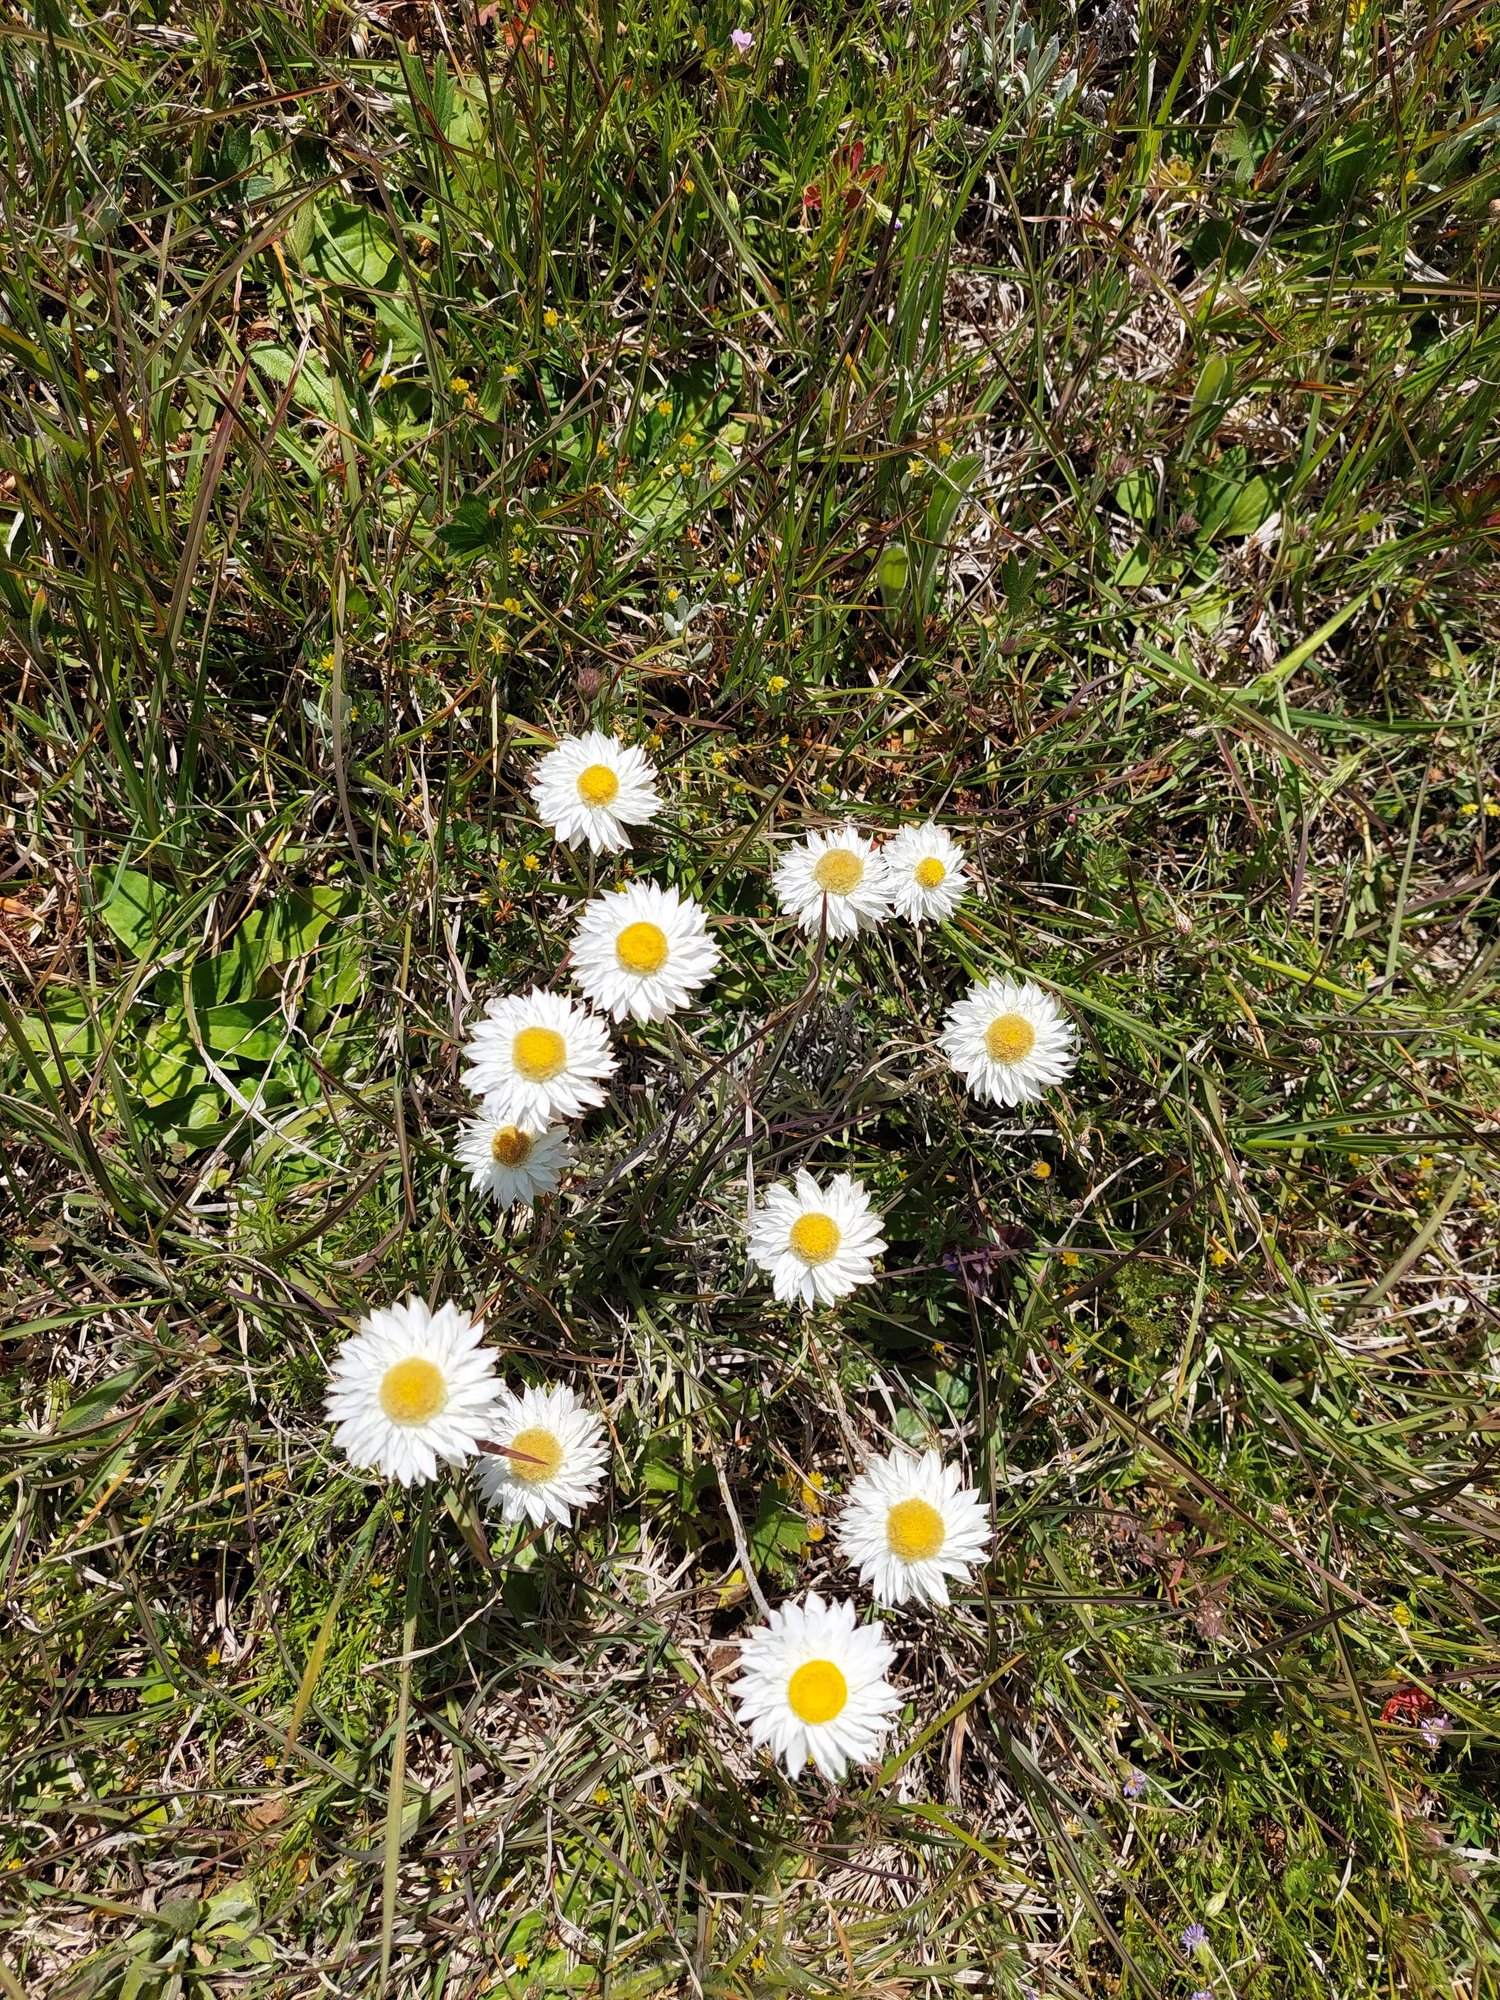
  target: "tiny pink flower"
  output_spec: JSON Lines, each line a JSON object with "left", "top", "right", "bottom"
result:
{"left": 730, "top": 28, "right": 754, "bottom": 52}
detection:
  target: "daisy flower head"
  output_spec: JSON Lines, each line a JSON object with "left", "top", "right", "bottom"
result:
{"left": 570, "top": 879, "right": 720, "bottom": 1024}
{"left": 837, "top": 1447, "right": 992, "bottom": 1608}
{"left": 454, "top": 1104, "right": 572, "bottom": 1210}
{"left": 882, "top": 823, "right": 968, "bottom": 924}
{"left": 324, "top": 1298, "right": 503, "bottom": 1488}
{"left": 460, "top": 987, "right": 617, "bottom": 1127}
{"left": 730, "top": 1592, "right": 901, "bottom": 1782}
{"left": 475, "top": 1381, "right": 609, "bottom": 1528}
{"left": 747, "top": 1168, "right": 886, "bottom": 1307}
{"left": 940, "top": 975, "right": 1078, "bottom": 1107}
{"left": 529, "top": 730, "right": 661, "bottom": 854}
{"left": 772, "top": 825, "right": 892, "bottom": 941}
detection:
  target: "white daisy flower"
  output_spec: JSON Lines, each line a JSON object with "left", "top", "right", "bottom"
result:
{"left": 837, "top": 1447, "right": 992, "bottom": 1608}
{"left": 771, "top": 825, "right": 892, "bottom": 940}
{"left": 529, "top": 730, "right": 661, "bottom": 853}
{"left": 454, "top": 1104, "right": 572, "bottom": 1209}
{"left": 460, "top": 987, "right": 617, "bottom": 1128}
{"left": 746, "top": 1168, "right": 887, "bottom": 1308}
{"left": 939, "top": 975, "right": 1078, "bottom": 1107}
{"left": 570, "top": 879, "right": 720, "bottom": 1024}
{"left": 475, "top": 1381, "right": 609, "bottom": 1528}
{"left": 882, "top": 823, "right": 968, "bottom": 924}
{"left": 324, "top": 1297, "right": 503, "bottom": 1488}
{"left": 730, "top": 1591, "right": 902, "bottom": 1782}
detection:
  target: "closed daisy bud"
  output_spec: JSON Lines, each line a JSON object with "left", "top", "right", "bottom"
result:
{"left": 837, "top": 1447, "right": 991, "bottom": 1607}
{"left": 747, "top": 1168, "right": 886, "bottom": 1307}
{"left": 570, "top": 880, "right": 719, "bottom": 1023}
{"left": 530, "top": 730, "right": 661, "bottom": 853}
{"left": 940, "top": 975, "right": 1078, "bottom": 1107}
{"left": 324, "top": 1299, "right": 504, "bottom": 1488}
{"left": 730, "top": 1592, "right": 901, "bottom": 1782}
{"left": 461, "top": 987, "right": 617, "bottom": 1127}
{"left": 454, "top": 1105, "right": 572, "bottom": 1209}
{"left": 475, "top": 1382, "right": 608, "bottom": 1528}
{"left": 881, "top": 823, "right": 968, "bottom": 924}
{"left": 772, "top": 826, "right": 893, "bottom": 940}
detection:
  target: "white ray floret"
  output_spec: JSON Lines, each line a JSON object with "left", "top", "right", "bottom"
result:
{"left": 570, "top": 879, "right": 720, "bottom": 1024}
{"left": 475, "top": 1381, "right": 609, "bottom": 1528}
{"left": 837, "top": 1446, "right": 992, "bottom": 1608}
{"left": 939, "top": 975, "right": 1078, "bottom": 1107}
{"left": 453, "top": 1104, "right": 572, "bottom": 1209}
{"left": 746, "top": 1168, "right": 886, "bottom": 1308}
{"left": 324, "top": 1298, "right": 504, "bottom": 1488}
{"left": 882, "top": 823, "right": 968, "bottom": 924}
{"left": 530, "top": 730, "right": 662, "bottom": 853}
{"left": 772, "top": 825, "right": 892, "bottom": 940}
{"left": 730, "top": 1592, "right": 902, "bottom": 1782}
{"left": 460, "top": 987, "right": 617, "bottom": 1127}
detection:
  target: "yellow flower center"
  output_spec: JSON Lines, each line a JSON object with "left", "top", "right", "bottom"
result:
{"left": 490, "top": 1124, "right": 534, "bottom": 1168}
{"left": 787, "top": 1658, "right": 848, "bottom": 1726}
{"left": 576, "top": 763, "right": 620, "bottom": 807}
{"left": 812, "top": 848, "right": 863, "bottom": 895}
{"left": 615, "top": 919, "right": 670, "bottom": 975}
{"left": 886, "top": 1496, "right": 946, "bottom": 1562}
{"left": 512, "top": 1025, "right": 567, "bottom": 1081}
{"left": 914, "top": 856, "right": 946, "bottom": 889}
{"left": 788, "top": 1212, "right": 842, "bottom": 1264}
{"left": 507, "top": 1425, "right": 564, "bottom": 1484}
{"left": 379, "top": 1357, "right": 447, "bottom": 1426}
{"left": 984, "top": 1012, "right": 1036, "bottom": 1064}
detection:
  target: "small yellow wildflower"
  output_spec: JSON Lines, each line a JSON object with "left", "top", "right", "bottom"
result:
{"left": 766, "top": 674, "right": 788, "bottom": 694}
{"left": 1210, "top": 1244, "right": 1230, "bottom": 1267}
{"left": 593, "top": 1786, "right": 609, "bottom": 1805}
{"left": 543, "top": 308, "right": 560, "bottom": 329}
{"left": 678, "top": 461, "right": 694, "bottom": 476}
{"left": 487, "top": 630, "right": 507, "bottom": 656}
{"left": 646, "top": 730, "right": 664, "bottom": 749}
{"left": 522, "top": 854, "right": 541, "bottom": 873}
{"left": 503, "top": 364, "right": 520, "bottom": 378}
{"left": 379, "top": 372, "right": 396, "bottom": 389}
{"left": 807, "top": 1520, "right": 825, "bottom": 1542}
{"left": 908, "top": 455, "right": 923, "bottom": 474}
{"left": 1393, "top": 1602, "right": 1412, "bottom": 1627}
{"left": 319, "top": 651, "right": 335, "bottom": 672}
{"left": 778, "top": 733, "right": 790, "bottom": 748}
{"left": 1416, "top": 1156, "right": 1434, "bottom": 1175}
{"left": 1061, "top": 1250, "right": 1080, "bottom": 1268}
{"left": 681, "top": 175, "right": 695, "bottom": 194}
{"left": 710, "top": 748, "right": 728, "bottom": 766}
{"left": 656, "top": 399, "right": 672, "bottom": 416}
{"left": 449, "top": 375, "right": 470, "bottom": 393}
{"left": 206, "top": 1647, "right": 221, "bottom": 1667}
{"left": 514, "top": 1951, "right": 530, "bottom": 1971}
{"left": 937, "top": 440, "right": 953, "bottom": 458}
{"left": 724, "top": 569, "right": 742, "bottom": 585}
{"left": 665, "top": 586, "right": 679, "bottom": 603}
{"left": 580, "top": 591, "right": 596, "bottom": 607}
{"left": 1271, "top": 1728, "right": 1288, "bottom": 1752}
{"left": 1460, "top": 801, "right": 1479, "bottom": 815}
{"left": 1032, "top": 1160, "right": 1052, "bottom": 1180}
{"left": 1487, "top": 801, "right": 1500, "bottom": 818}
{"left": 682, "top": 431, "right": 697, "bottom": 447}
{"left": 501, "top": 596, "right": 523, "bottom": 615}
{"left": 84, "top": 366, "right": 100, "bottom": 383}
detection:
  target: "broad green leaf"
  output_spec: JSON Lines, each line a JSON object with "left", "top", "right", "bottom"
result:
{"left": 1113, "top": 473, "right": 1156, "bottom": 522}
{"left": 94, "top": 867, "right": 177, "bottom": 955}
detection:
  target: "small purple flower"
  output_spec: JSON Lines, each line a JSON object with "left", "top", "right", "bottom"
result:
{"left": 1420, "top": 1712, "right": 1452, "bottom": 1749}
{"left": 1191, "top": 1990, "right": 1215, "bottom": 2000}
{"left": 730, "top": 28, "right": 754, "bottom": 53}
{"left": 1180, "top": 1923, "right": 1208, "bottom": 1952}
{"left": 1122, "top": 1767, "right": 1146, "bottom": 1799}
